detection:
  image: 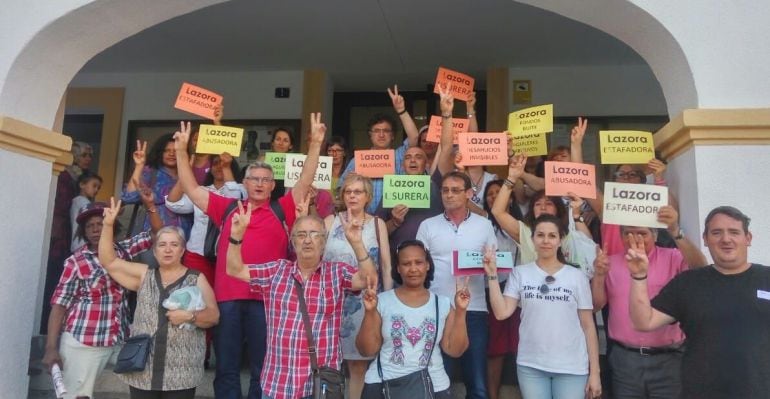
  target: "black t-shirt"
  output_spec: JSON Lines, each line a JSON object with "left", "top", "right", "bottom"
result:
{"left": 651, "top": 264, "right": 770, "bottom": 399}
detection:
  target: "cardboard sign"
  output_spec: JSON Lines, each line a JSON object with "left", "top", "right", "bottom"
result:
{"left": 196, "top": 124, "right": 243, "bottom": 155}
{"left": 544, "top": 161, "right": 596, "bottom": 199}
{"left": 453, "top": 250, "right": 514, "bottom": 276}
{"left": 602, "top": 182, "right": 668, "bottom": 228}
{"left": 264, "top": 152, "right": 287, "bottom": 181}
{"left": 599, "top": 130, "right": 656, "bottom": 164}
{"left": 174, "top": 82, "right": 222, "bottom": 119}
{"left": 457, "top": 133, "right": 509, "bottom": 166}
{"left": 508, "top": 104, "right": 554, "bottom": 135}
{"left": 433, "top": 67, "right": 475, "bottom": 101}
{"left": 284, "top": 153, "right": 332, "bottom": 190}
{"left": 425, "top": 115, "right": 469, "bottom": 144}
{"left": 354, "top": 149, "right": 396, "bottom": 178}
{"left": 382, "top": 174, "right": 431, "bottom": 209}
{"left": 509, "top": 131, "right": 548, "bottom": 156}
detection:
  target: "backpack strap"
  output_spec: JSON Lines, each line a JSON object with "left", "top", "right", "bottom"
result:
{"left": 270, "top": 199, "right": 289, "bottom": 238}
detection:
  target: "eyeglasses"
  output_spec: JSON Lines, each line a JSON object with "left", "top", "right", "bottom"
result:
{"left": 327, "top": 148, "right": 344, "bottom": 154}
{"left": 614, "top": 171, "right": 642, "bottom": 179}
{"left": 441, "top": 187, "right": 466, "bottom": 195}
{"left": 539, "top": 275, "right": 556, "bottom": 294}
{"left": 292, "top": 230, "right": 325, "bottom": 241}
{"left": 369, "top": 128, "right": 393, "bottom": 135}
{"left": 244, "top": 176, "right": 274, "bottom": 185}
{"left": 343, "top": 189, "right": 366, "bottom": 196}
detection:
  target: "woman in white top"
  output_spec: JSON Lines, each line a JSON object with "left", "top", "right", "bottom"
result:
{"left": 357, "top": 240, "right": 470, "bottom": 399}
{"left": 486, "top": 214, "right": 601, "bottom": 399}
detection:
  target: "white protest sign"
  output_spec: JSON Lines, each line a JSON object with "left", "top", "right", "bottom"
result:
{"left": 283, "top": 153, "right": 332, "bottom": 190}
{"left": 602, "top": 182, "right": 668, "bottom": 228}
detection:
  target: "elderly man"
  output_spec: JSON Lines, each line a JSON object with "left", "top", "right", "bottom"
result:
{"left": 627, "top": 206, "right": 770, "bottom": 399}
{"left": 174, "top": 114, "right": 324, "bottom": 399}
{"left": 591, "top": 205, "right": 707, "bottom": 398}
{"left": 226, "top": 207, "right": 376, "bottom": 399}
{"left": 339, "top": 85, "right": 420, "bottom": 214}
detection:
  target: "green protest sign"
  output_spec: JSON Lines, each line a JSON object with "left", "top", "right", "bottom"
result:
{"left": 264, "top": 152, "right": 286, "bottom": 180}
{"left": 382, "top": 174, "right": 431, "bottom": 209}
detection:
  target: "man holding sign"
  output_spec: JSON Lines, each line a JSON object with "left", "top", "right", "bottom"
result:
{"left": 591, "top": 205, "right": 706, "bottom": 399}
{"left": 339, "top": 85, "right": 420, "bottom": 213}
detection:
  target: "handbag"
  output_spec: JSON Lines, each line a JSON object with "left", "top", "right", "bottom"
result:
{"left": 294, "top": 279, "right": 345, "bottom": 399}
{"left": 114, "top": 334, "right": 153, "bottom": 374}
{"left": 202, "top": 199, "right": 239, "bottom": 261}
{"left": 365, "top": 295, "right": 440, "bottom": 399}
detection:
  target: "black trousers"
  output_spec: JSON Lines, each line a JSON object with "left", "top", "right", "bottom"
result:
{"left": 129, "top": 386, "right": 196, "bottom": 399}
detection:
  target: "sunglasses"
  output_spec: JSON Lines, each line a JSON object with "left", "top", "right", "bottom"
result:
{"left": 539, "top": 275, "right": 556, "bottom": 294}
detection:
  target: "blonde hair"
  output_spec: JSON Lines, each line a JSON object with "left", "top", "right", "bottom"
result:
{"left": 336, "top": 173, "right": 373, "bottom": 212}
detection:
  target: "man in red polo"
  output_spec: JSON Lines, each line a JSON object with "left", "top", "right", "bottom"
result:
{"left": 174, "top": 114, "right": 326, "bottom": 399}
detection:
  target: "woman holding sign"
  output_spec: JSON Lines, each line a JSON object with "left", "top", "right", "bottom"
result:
{"left": 486, "top": 215, "right": 602, "bottom": 399}
{"left": 323, "top": 173, "right": 392, "bottom": 399}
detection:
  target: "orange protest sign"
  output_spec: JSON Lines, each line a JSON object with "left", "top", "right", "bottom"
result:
{"left": 433, "top": 67, "right": 475, "bottom": 102}
{"left": 425, "top": 116, "right": 469, "bottom": 144}
{"left": 354, "top": 149, "right": 396, "bottom": 178}
{"left": 174, "top": 82, "right": 222, "bottom": 119}
{"left": 544, "top": 161, "right": 596, "bottom": 199}
{"left": 457, "top": 133, "right": 508, "bottom": 166}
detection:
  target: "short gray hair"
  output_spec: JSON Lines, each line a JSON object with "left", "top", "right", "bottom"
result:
{"left": 71, "top": 141, "right": 93, "bottom": 159}
{"left": 154, "top": 226, "right": 187, "bottom": 249}
{"left": 619, "top": 225, "right": 658, "bottom": 239}
{"left": 244, "top": 161, "right": 274, "bottom": 178}
{"left": 291, "top": 215, "right": 327, "bottom": 240}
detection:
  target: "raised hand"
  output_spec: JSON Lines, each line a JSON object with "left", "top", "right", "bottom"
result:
{"left": 231, "top": 201, "right": 252, "bottom": 240}
{"left": 624, "top": 233, "right": 649, "bottom": 277}
{"left": 213, "top": 104, "right": 224, "bottom": 125}
{"left": 133, "top": 140, "right": 147, "bottom": 166}
{"left": 341, "top": 208, "right": 364, "bottom": 246}
{"left": 483, "top": 246, "right": 498, "bottom": 277}
{"left": 391, "top": 204, "right": 409, "bottom": 226}
{"left": 173, "top": 121, "right": 192, "bottom": 154}
{"left": 295, "top": 190, "right": 311, "bottom": 218}
{"left": 102, "top": 197, "right": 121, "bottom": 227}
{"left": 133, "top": 178, "right": 155, "bottom": 206}
{"left": 593, "top": 245, "right": 609, "bottom": 277}
{"left": 454, "top": 152, "right": 465, "bottom": 172}
{"left": 362, "top": 275, "right": 379, "bottom": 311}
{"left": 647, "top": 158, "right": 667, "bottom": 179}
{"left": 507, "top": 154, "right": 527, "bottom": 181}
{"left": 219, "top": 151, "right": 233, "bottom": 167}
{"left": 310, "top": 112, "right": 326, "bottom": 145}
{"left": 570, "top": 117, "right": 588, "bottom": 145}
{"left": 657, "top": 205, "right": 679, "bottom": 234}
{"left": 567, "top": 191, "right": 585, "bottom": 216}
{"left": 455, "top": 276, "right": 471, "bottom": 310}
{"left": 438, "top": 83, "right": 455, "bottom": 116}
{"left": 387, "top": 85, "right": 406, "bottom": 114}
{"left": 467, "top": 91, "right": 477, "bottom": 113}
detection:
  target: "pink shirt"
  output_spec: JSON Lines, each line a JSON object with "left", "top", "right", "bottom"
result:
{"left": 605, "top": 246, "right": 687, "bottom": 347}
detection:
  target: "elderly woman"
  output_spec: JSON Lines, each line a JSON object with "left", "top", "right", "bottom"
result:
{"left": 323, "top": 173, "right": 392, "bottom": 399}
{"left": 357, "top": 240, "right": 470, "bottom": 398}
{"left": 98, "top": 197, "right": 219, "bottom": 399}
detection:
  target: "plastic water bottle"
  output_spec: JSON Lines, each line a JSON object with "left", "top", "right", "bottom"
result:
{"left": 51, "top": 363, "right": 67, "bottom": 398}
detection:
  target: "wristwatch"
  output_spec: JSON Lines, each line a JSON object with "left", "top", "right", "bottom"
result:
{"left": 573, "top": 215, "right": 585, "bottom": 224}
{"left": 674, "top": 229, "right": 685, "bottom": 240}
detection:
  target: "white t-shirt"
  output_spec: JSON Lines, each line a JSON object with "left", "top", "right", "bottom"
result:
{"left": 416, "top": 212, "right": 496, "bottom": 312}
{"left": 504, "top": 261, "right": 593, "bottom": 375}
{"left": 364, "top": 291, "right": 452, "bottom": 391}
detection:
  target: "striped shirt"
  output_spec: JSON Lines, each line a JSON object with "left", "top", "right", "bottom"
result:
{"left": 50, "top": 232, "right": 153, "bottom": 347}
{"left": 248, "top": 259, "right": 355, "bottom": 399}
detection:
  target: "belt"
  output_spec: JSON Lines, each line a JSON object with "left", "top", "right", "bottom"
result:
{"left": 615, "top": 342, "right": 684, "bottom": 356}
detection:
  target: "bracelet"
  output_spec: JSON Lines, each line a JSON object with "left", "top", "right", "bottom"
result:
{"left": 441, "top": 114, "right": 452, "bottom": 119}
{"left": 486, "top": 275, "right": 498, "bottom": 281}
{"left": 146, "top": 207, "right": 157, "bottom": 213}
{"left": 631, "top": 274, "right": 648, "bottom": 281}
{"left": 357, "top": 254, "right": 371, "bottom": 263}
{"left": 503, "top": 179, "right": 515, "bottom": 188}
{"left": 467, "top": 113, "right": 474, "bottom": 118}
{"left": 189, "top": 311, "right": 197, "bottom": 323}
{"left": 228, "top": 236, "right": 243, "bottom": 245}
{"left": 397, "top": 109, "right": 407, "bottom": 115}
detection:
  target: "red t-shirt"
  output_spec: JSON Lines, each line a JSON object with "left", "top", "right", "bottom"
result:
{"left": 207, "top": 192, "right": 296, "bottom": 302}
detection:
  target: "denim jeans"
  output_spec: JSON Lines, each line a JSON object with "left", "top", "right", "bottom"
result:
{"left": 517, "top": 364, "right": 588, "bottom": 399}
{"left": 214, "top": 300, "right": 267, "bottom": 399}
{"left": 442, "top": 310, "right": 489, "bottom": 399}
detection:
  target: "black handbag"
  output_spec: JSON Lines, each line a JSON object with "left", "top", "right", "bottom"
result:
{"left": 202, "top": 200, "right": 239, "bottom": 261}
{"left": 363, "top": 295, "right": 440, "bottom": 399}
{"left": 294, "top": 279, "right": 345, "bottom": 399}
{"left": 114, "top": 334, "right": 153, "bottom": 374}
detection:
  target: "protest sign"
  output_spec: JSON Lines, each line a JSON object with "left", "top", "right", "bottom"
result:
{"left": 425, "top": 115, "right": 469, "bottom": 144}
{"left": 284, "top": 154, "right": 333, "bottom": 190}
{"left": 382, "top": 174, "right": 431, "bottom": 209}
{"left": 196, "top": 124, "right": 243, "bottom": 155}
{"left": 602, "top": 182, "right": 668, "bottom": 228}
{"left": 453, "top": 250, "right": 514, "bottom": 276}
{"left": 599, "top": 130, "right": 656, "bottom": 164}
{"left": 457, "top": 133, "right": 508, "bottom": 166}
{"left": 544, "top": 161, "right": 596, "bottom": 199}
{"left": 174, "top": 82, "right": 222, "bottom": 119}
{"left": 264, "top": 152, "right": 286, "bottom": 181}
{"left": 354, "top": 149, "right": 395, "bottom": 178}
{"left": 433, "top": 67, "right": 475, "bottom": 101}
{"left": 508, "top": 131, "right": 548, "bottom": 156}
{"left": 508, "top": 104, "right": 554, "bottom": 135}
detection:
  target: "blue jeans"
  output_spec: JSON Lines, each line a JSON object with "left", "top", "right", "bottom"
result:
{"left": 517, "top": 365, "right": 588, "bottom": 399}
{"left": 442, "top": 310, "right": 489, "bottom": 399}
{"left": 214, "top": 300, "right": 267, "bottom": 399}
